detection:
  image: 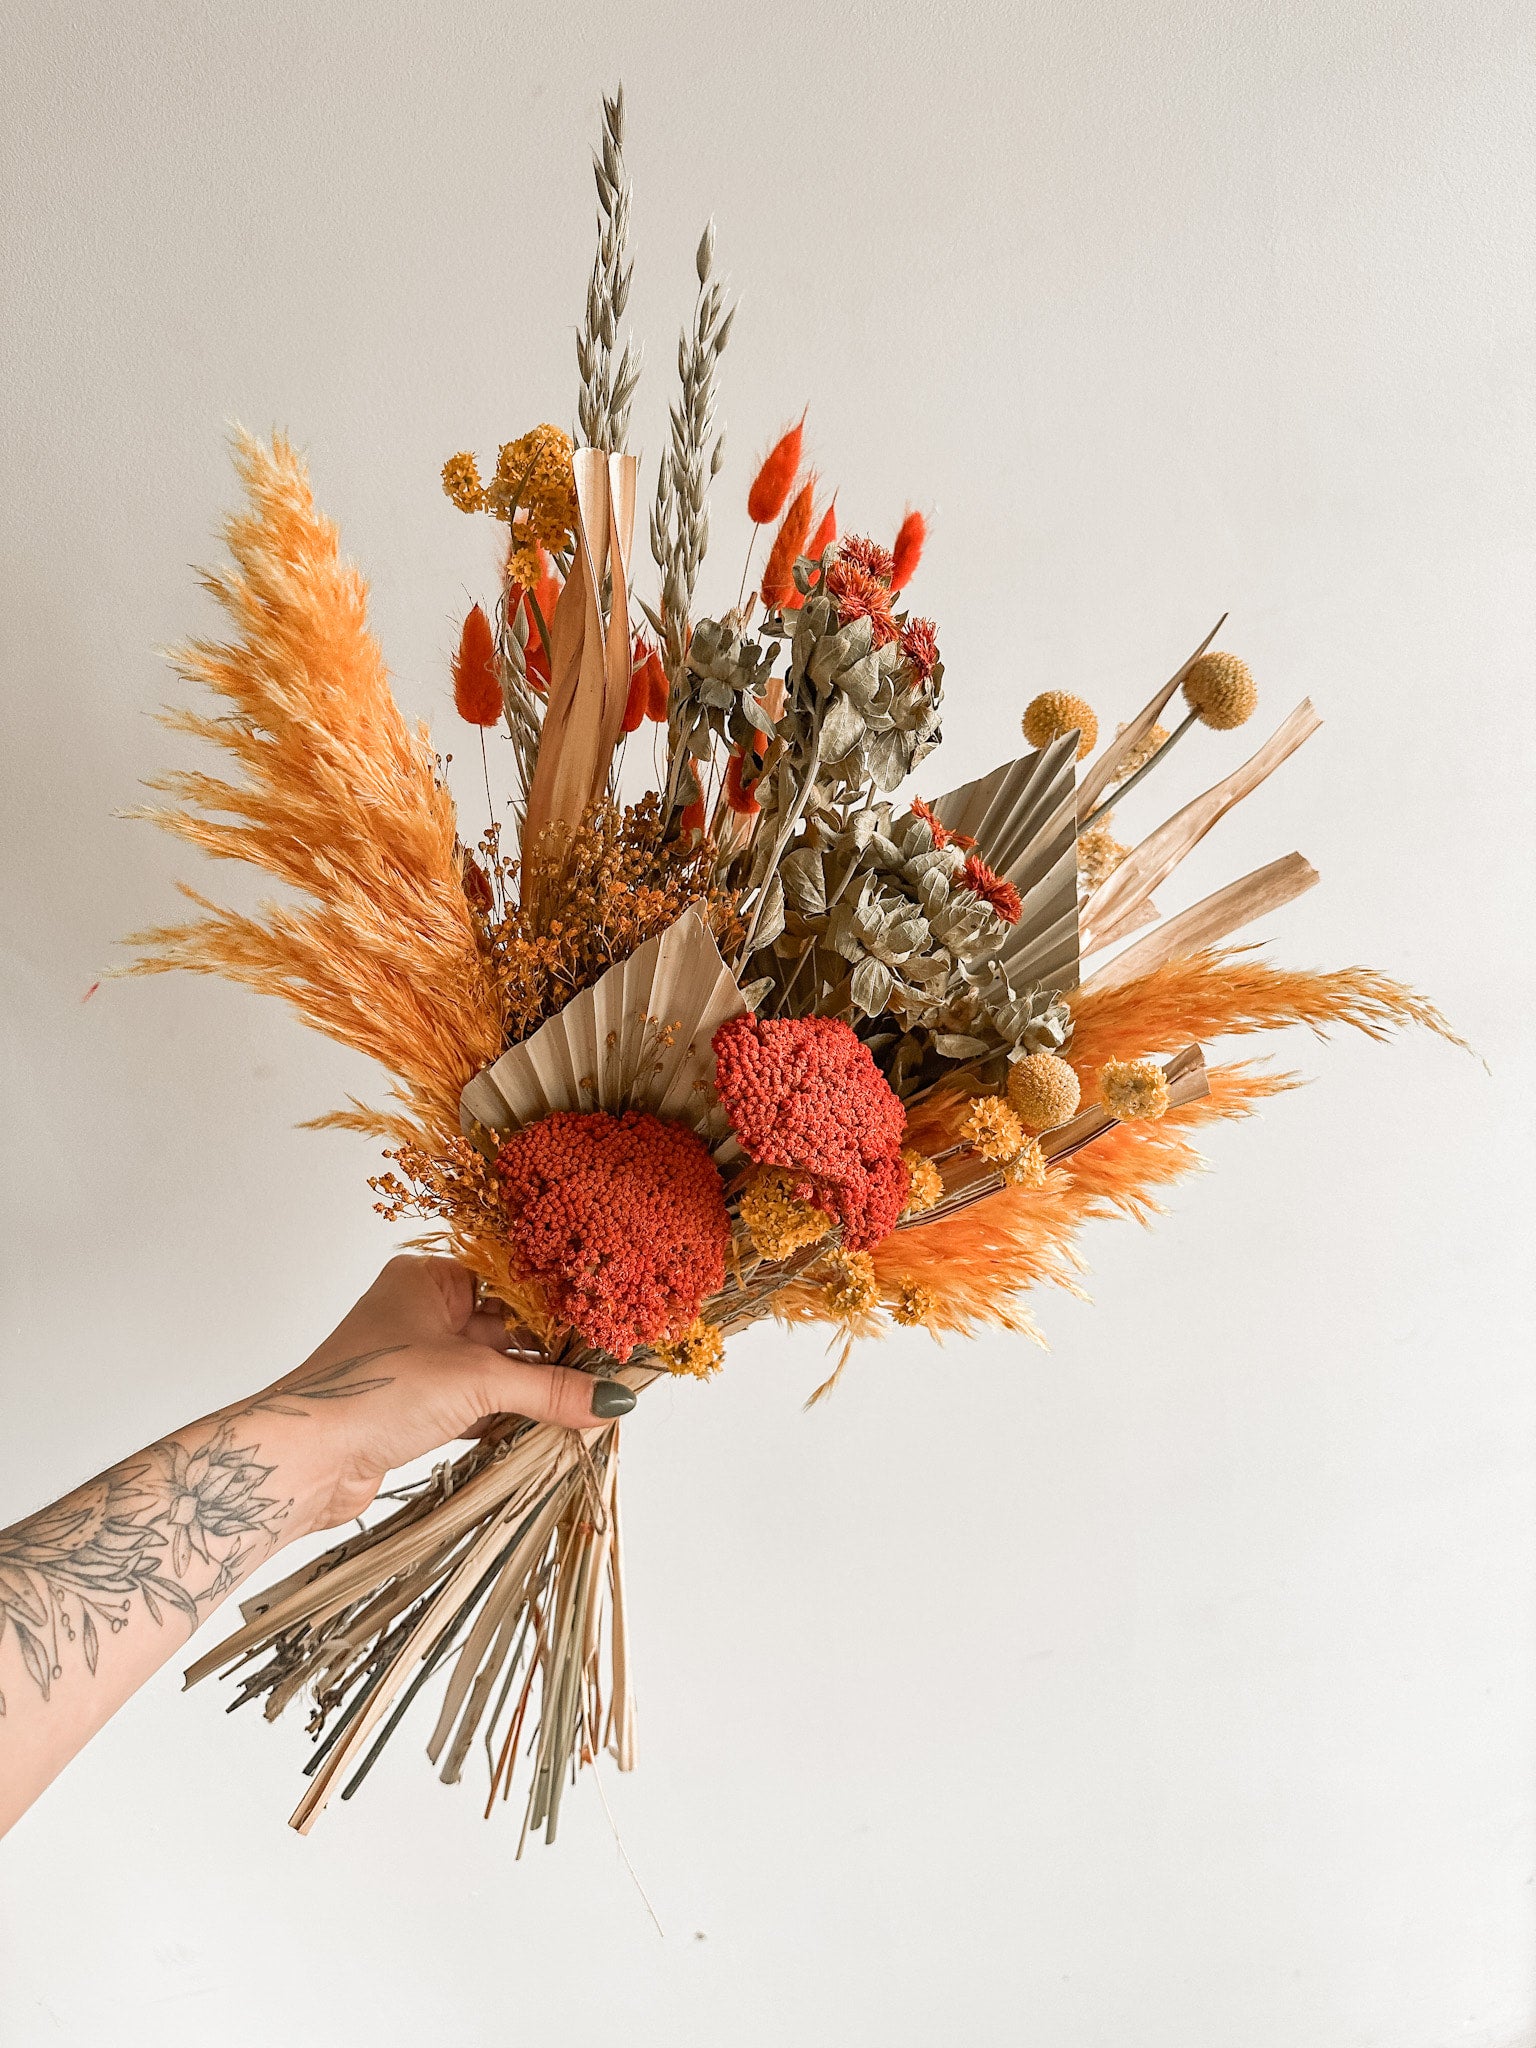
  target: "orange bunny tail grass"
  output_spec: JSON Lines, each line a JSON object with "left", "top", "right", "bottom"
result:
{"left": 890, "top": 508, "right": 926, "bottom": 592}
{"left": 122, "top": 430, "right": 501, "bottom": 1146}
{"left": 1069, "top": 947, "right": 1470, "bottom": 1087}
{"left": 452, "top": 603, "right": 503, "bottom": 726}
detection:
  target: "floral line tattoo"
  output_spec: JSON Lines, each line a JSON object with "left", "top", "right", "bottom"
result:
{"left": 0, "top": 1426, "right": 289, "bottom": 1716}
{"left": 0, "top": 1347, "right": 403, "bottom": 1716}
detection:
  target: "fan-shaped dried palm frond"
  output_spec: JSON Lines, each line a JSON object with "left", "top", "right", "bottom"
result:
{"left": 122, "top": 431, "right": 500, "bottom": 1145}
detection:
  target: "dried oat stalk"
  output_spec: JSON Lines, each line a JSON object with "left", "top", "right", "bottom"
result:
{"left": 576, "top": 87, "right": 640, "bottom": 453}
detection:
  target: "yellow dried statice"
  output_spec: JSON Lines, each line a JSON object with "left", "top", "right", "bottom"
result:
{"left": 1000, "top": 1137, "right": 1047, "bottom": 1189}
{"left": 1182, "top": 650, "right": 1257, "bottom": 730}
{"left": 820, "top": 1248, "right": 878, "bottom": 1318}
{"left": 441, "top": 451, "right": 486, "bottom": 512}
{"left": 1023, "top": 690, "right": 1099, "bottom": 760}
{"left": 655, "top": 1318, "right": 725, "bottom": 1379}
{"left": 441, "top": 424, "right": 579, "bottom": 587}
{"left": 1006, "top": 1051, "right": 1080, "bottom": 1131}
{"left": 901, "top": 1148, "right": 944, "bottom": 1217}
{"left": 740, "top": 1166, "right": 832, "bottom": 1259}
{"left": 1077, "top": 816, "right": 1129, "bottom": 891}
{"left": 1100, "top": 1058, "right": 1170, "bottom": 1121}
{"left": 961, "top": 1094, "right": 1024, "bottom": 1162}
{"left": 890, "top": 1277, "right": 938, "bottom": 1327}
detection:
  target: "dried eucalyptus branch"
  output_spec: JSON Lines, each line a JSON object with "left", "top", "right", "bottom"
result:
{"left": 576, "top": 87, "right": 641, "bottom": 453}
{"left": 651, "top": 220, "right": 735, "bottom": 796}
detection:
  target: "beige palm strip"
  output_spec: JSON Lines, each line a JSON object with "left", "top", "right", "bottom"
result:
{"left": 520, "top": 448, "right": 638, "bottom": 897}
{"left": 1081, "top": 698, "right": 1323, "bottom": 955}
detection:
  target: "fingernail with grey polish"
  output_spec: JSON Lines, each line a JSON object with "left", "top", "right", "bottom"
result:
{"left": 591, "top": 1380, "right": 636, "bottom": 1418}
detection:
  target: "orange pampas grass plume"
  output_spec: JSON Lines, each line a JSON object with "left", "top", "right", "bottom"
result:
{"left": 761, "top": 475, "right": 817, "bottom": 610}
{"left": 124, "top": 432, "right": 502, "bottom": 1149}
{"left": 890, "top": 509, "right": 927, "bottom": 592}
{"left": 452, "top": 604, "right": 502, "bottom": 727}
{"left": 747, "top": 412, "right": 806, "bottom": 525}
{"left": 1067, "top": 948, "right": 1468, "bottom": 1087}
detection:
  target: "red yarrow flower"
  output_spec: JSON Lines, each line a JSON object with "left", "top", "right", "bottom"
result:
{"left": 711, "top": 1014, "right": 909, "bottom": 1250}
{"left": 961, "top": 853, "right": 1022, "bottom": 926}
{"left": 494, "top": 1109, "right": 729, "bottom": 1360}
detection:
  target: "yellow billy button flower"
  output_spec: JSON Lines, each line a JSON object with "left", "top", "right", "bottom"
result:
{"left": 1182, "top": 651, "right": 1258, "bottom": 730}
{"left": 1006, "top": 1052, "right": 1081, "bottom": 1131}
{"left": 1023, "top": 690, "right": 1099, "bottom": 760}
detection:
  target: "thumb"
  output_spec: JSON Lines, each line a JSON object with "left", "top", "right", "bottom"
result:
{"left": 469, "top": 1350, "right": 638, "bottom": 1431}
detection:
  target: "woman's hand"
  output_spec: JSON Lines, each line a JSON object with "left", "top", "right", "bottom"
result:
{"left": 248, "top": 1255, "right": 634, "bottom": 1534}
{"left": 0, "top": 1256, "right": 633, "bottom": 1835}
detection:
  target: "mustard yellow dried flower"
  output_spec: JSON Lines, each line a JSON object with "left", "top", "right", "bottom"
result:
{"left": 1112, "top": 721, "right": 1169, "bottom": 778}
{"left": 1023, "top": 690, "right": 1098, "bottom": 760}
{"left": 441, "top": 452, "right": 486, "bottom": 513}
{"left": 655, "top": 1317, "right": 725, "bottom": 1379}
{"left": 901, "top": 1148, "right": 944, "bottom": 1217}
{"left": 891, "top": 1278, "right": 938, "bottom": 1327}
{"left": 1100, "top": 1058, "right": 1170, "bottom": 1121}
{"left": 820, "top": 1248, "right": 878, "bottom": 1318}
{"left": 1000, "top": 1137, "right": 1047, "bottom": 1189}
{"left": 1182, "top": 651, "right": 1257, "bottom": 731}
{"left": 1077, "top": 817, "right": 1129, "bottom": 891}
{"left": 739, "top": 1166, "right": 833, "bottom": 1259}
{"left": 961, "top": 1094, "right": 1024, "bottom": 1162}
{"left": 1006, "top": 1051, "right": 1081, "bottom": 1131}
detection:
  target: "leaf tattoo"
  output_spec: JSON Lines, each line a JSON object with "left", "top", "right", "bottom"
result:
{"left": 232, "top": 1346, "right": 403, "bottom": 1420}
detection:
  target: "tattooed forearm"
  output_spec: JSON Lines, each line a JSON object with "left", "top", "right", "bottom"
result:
{"left": 0, "top": 1425, "right": 291, "bottom": 1715}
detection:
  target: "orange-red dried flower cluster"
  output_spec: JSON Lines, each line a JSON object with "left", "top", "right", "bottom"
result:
{"left": 494, "top": 1109, "right": 729, "bottom": 1359}
{"left": 711, "top": 1014, "right": 910, "bottom": 1250}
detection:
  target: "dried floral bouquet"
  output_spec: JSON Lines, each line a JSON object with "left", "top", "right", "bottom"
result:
{"left": 127, "top": 90, "right": 1457, "bottom": 1845}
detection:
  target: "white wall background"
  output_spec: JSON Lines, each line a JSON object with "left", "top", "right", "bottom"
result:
{"left": 2, "top": 3, "right": 1532, "bottom": 2043}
